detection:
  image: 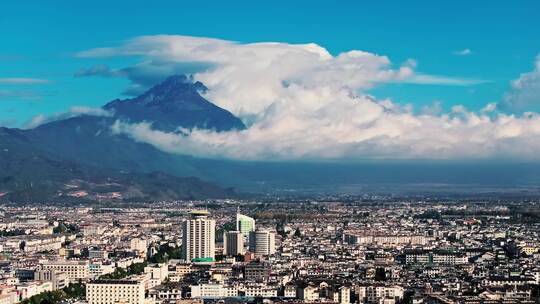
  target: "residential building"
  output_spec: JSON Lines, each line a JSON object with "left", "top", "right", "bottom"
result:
{"left": 223, "top": 231, "right": 245, "bottom": 256}
{"left": 86, "top": 277, "right": 146, "bottom": 304}
{"left": 40, "top": 260, "right": 89, "bottom": 281}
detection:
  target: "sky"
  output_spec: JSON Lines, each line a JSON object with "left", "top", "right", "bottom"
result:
{"left": 1, "top": 1, "right": 540, "bottom": 161}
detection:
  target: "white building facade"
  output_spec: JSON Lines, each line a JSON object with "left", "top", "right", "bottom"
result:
{"left": 182, "top": 211, "right": 216, "bottom": 261}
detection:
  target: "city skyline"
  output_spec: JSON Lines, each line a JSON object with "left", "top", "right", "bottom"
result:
{"left": 1, "top": 199, "right": 539, "bottom": 303}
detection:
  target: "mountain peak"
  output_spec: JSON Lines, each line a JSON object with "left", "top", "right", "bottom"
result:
{"left": 104, "top": 75, "right": 209, "bottom": 109}
{"left": 142, "top": 75, "right": 208, "bottom": 102}
{"left": 161, "top": 74, "right": 207, "bottom": 91}
{"left": 103, "top": 75, "right": 245, "bottom": 132}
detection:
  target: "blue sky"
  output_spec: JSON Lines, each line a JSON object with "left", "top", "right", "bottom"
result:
{"left": 1, "top": 0, "right": 540, "bottom": 128}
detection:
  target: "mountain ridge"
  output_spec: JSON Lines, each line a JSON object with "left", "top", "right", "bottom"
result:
{"left": 0, "top": 75, "right": 244, "bottom": 203}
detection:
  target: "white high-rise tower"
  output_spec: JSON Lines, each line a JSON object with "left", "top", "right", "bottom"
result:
{"left": 182, "top": 210, "right": 215, "bottom": 261}
{"left": 249, "top": 229, "right": 276, "bottom": 257}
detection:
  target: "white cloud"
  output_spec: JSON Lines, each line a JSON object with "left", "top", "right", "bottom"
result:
{"left": 500, "top": 55, "right": 540, "bottom": 113}
{"left": 68, "top": 106, "right": 112, "bottom": 116}
{"left": 79, "top": 35, "right": 482, "bottom": 115}
{"left": 453, "top": 48, "right": 472, "bottom": 56}
{"left": 25, "top": 114, "right": 51, "bottom": 129}
{"left": 25, "top": 106, "right": 113, "bottom": 129}
{"left": 74, "top": 64, "right": 123, "bottom": 78}
{"left": 405, "top": 74, "right": 486, "bottom": 86}
{"left": 79, "top": 35, "right": 540, "bottom": 160}
{"left": 0, "top": 77, "right": 49, "bottom": 84}
{"left": 481, "top": 102, "right": 498, "bottom": 113}
{"left": 111, "top": 101, "right": 540, "bottom": 160}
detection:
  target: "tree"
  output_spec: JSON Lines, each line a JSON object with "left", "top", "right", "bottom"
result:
{"left": 276, "top": 222, "right": 288, "bottom": 238}
{"left": 63, "top": 283, "right": 86, "bottom": 298}
{"left": 99, "top": 262, "right": 147, "bottom": 280}
{"left": 149, "top": 244, "right": 181, "bottom": 263}
{"left": 20, "top": 283, "right": 86, "bottom": 304}
{"left": 375, "top": 267, "right": 386, "bottom": 281}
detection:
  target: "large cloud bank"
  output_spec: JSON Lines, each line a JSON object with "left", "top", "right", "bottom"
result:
{"left": 80, "top": 35, "right": 540, "bottom": 160}
{"left": 25, "top": 106, "right": 112, "bottom": 129}
{"left": 501, "top": 55, "right": 540, "bottom": 113}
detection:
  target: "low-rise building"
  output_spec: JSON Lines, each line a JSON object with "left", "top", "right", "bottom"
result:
{"left": 86, "top": 277, "right": 146, "bottom": 304}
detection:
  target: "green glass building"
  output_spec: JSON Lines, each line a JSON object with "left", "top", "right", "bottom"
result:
{"left": 236, "top": 212, "right": 255, "bottom": 238}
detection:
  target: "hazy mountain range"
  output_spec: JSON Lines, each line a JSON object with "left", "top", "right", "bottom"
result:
{"left": 1, "top": 75, "right": 540, "bottom": 203}
{"left": 0, "top": 75, "right": 242, "bottom": 203}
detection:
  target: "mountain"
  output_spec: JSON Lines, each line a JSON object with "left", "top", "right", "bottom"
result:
{"left": 25, "top": 115, "right": 201, "bottom": 176}
{"left": 4, "top": 74, "right": 537, "bottom": 202}
{"left": 0, "top": 127, "right": 234, "bottom": 203}
{"left": 104, "top": 75, "right": 245, "bottom": 132}
{"left": 0, "top": 75, "right": 246, "bottom": 203}
{"left": 20, "top": 75, "right": 245, "bottom": 175}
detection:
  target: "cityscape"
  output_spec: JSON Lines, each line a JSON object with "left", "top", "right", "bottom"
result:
{"left": 1, "top": 199, "right": 539, "bottom": 303}
{"left": 2, "top": 1, "right": 540, "bottom": 304}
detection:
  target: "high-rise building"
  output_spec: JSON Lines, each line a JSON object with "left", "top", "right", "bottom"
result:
{"left": 182, "top": 210, "right": 215, "bottom": 261}
{"left": 223, "top": 231, "right": 245, "bottom": 256}
{"left": 236, "top": 212, "right": 255, "bottom": 238}
{"left": 249, "top": 229, "right": 276, "bottom": 257}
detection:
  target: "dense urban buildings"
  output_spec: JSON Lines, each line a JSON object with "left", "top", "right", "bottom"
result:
{"left": 1, "top": 198, "right": 539, "bottom": 304}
